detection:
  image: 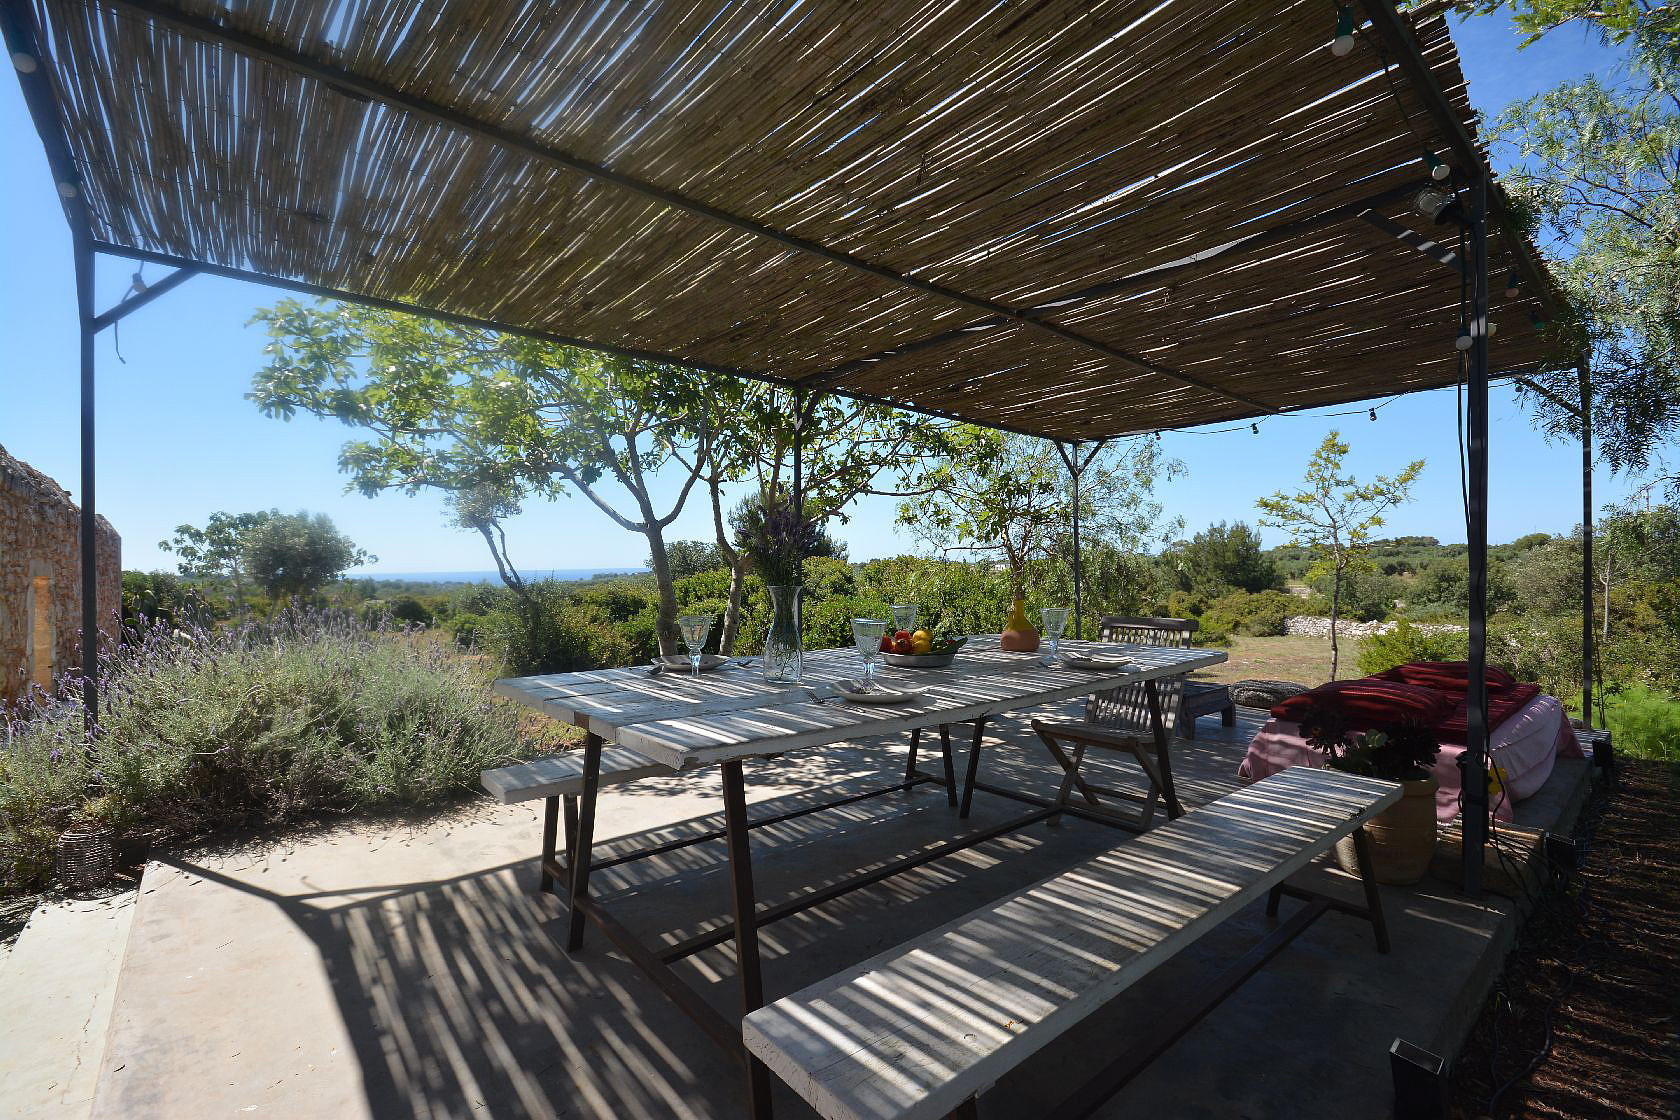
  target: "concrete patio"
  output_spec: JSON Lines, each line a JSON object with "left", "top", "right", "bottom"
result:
{"left": 5, "top": 703, "right": 1593, "bottom": 1120}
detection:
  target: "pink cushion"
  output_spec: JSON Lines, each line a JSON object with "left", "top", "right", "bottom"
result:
{"left": 1373, "top": 661, "right": 1518, "bottom": 693}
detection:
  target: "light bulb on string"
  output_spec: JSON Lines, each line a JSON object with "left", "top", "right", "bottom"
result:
{"left": 11, "top": 51, "right": 39, "bottom": 74}
{"left": 1503, "top": 272, "right": 1521, "bottom": 298}
{"left": 1368, "top": 408, "right": 1377, "bottom": 422}
{"left": 1422, "top": 151, "right": 1450, "bottom": 182}
{"left": 1455, "top": 325, "right": 1473, "bottom": 352}
{"left": 1331, "top": 7, "right": 1355, "bottom": 56}
{"left": 1251, "top": 423, "right": 1259, "bottom": 435}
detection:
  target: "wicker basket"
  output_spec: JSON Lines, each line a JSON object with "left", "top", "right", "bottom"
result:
{"left": 56, "top": 825, "right": 115, "bottom": 892}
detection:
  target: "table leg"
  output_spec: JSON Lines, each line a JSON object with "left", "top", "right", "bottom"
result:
{"left": 564, "top": 733, "right": 604, "bottom": 952}
{"left": 721, "top": 759, "right": 774, "bottom": 1118}
{"left": 539, "top": 795, "right": 559, "bottom": 894}
{"left": 903, "top": 727, "right": 922, "bottom": 789}
{"left": 1143, "top": 679, "right": 1185, "bottom": 819}
{"left": 939, "top": 724, "right": 958, "bottom": 808}
{"left": 959, "top": 717, "right": 988, "bottom": 820}
{"left": 1351, "top": 825, "right": 1391, "bottom": 954}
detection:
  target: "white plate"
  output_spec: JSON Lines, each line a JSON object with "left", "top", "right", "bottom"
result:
{"left": 1062, "top": 655, "right": 1137, "bottom": 672}
{"left": 832, "top": 681, "right": 925, "bottom": 704}
{"left": 655, "top": 653, "right": 730, "bottom": 672}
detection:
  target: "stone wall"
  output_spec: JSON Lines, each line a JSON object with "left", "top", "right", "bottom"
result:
{"left": 1284, "top": 615, "right": 1466, "bottom": 640}
{"left": 0, "top": 444, "right": 121, "bottom": 706}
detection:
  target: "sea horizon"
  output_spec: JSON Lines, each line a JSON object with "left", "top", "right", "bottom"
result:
{"left": 350, "top": 567, "right": 649, "bottom": 584}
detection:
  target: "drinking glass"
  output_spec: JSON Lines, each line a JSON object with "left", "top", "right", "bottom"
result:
{"left": 890, "top": 604, "right": 918, "bottom": 634}
{"left": 1040, "top": 607, "right": 1070, "bottom": 663}
{"left": 851, "top": 618, "right": 888, "bottom": 687}
{"left": 677, "top": 614, "right": 713, "bottom": 677}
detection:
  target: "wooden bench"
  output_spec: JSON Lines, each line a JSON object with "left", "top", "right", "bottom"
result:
{"left": 482, "top": 749, "right": 675, "bottom": 892}
{"left": 742, "top": 768, "right": 1400, "bottom": 1120}
{"left": 1180, "top": 679, "right": 1236, "bottom": 738}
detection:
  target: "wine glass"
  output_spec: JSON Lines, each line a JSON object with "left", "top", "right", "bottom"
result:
{"left": 1040, "top": 607, "right": 1070, "bottom": 664}
{"left": 677, "top": 614, "right": 713, "bottom": 677}
{"left": 890, "top": 604, "right": 918, "bottom": 634}
{"left": 851, "top": 618, "right": 887, "bottom": 687}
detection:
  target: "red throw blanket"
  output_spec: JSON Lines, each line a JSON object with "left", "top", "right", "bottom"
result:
{"left": 1271, "top": 672, "right": 1542, "bottom": 740}
{"left": 1372, "top": 660, "right": 1518, "bottom": 694}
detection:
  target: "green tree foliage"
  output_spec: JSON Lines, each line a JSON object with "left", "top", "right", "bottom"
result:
{"left": 657, "top": 541, "right": 728, "bottom": 583}
{"left": 1479, "top": 8, "right": 1680, "bottom": 494}
{"left": 1257, "top": 432, "right": 1423, "bottom": 678}
{"left": 250, "top": 300, "right": 720, "bottom": 653}
{"left": 901, "top": 429, "right": 1182, "bottom": 607}
{"left": 159, "top": 509, "right": 273, "bottom": 613}
{"left": 1170, "top": 521, "right": 1282, "bottom": 595}
{"left": 240, "top": 511, "right": 372, "bottom": 603}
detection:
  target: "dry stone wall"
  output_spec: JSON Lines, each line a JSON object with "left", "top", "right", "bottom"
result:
{"left": 0, "top": 444, "right": 121, "bottom": 706}
{"left": 1284, "top": 615, "right": 1466, "bottom": 639}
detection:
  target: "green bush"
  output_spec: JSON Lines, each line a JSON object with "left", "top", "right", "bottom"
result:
{"left": 388, "top": 595, "right": 434, "bottom": 626}
{"left": 1200, "top": 590, "right": 1297, "bottom": 638}
{"left": 444, "top": 612, "right": 487, "bottom": 650}
{"left": 483, "top": 582, "right": 646, "bottom": 674}
{"left": 802, "top": 593, "right": 894, "bottom": 651}
{"left": 1594, "top": 684, "right": 1680, "bottom": 762}
{"left": 1355, "top": 619, "right": 1470, "bottom": 677}
{"left": 1, "top": 612, "right": 536, "bottom": 895}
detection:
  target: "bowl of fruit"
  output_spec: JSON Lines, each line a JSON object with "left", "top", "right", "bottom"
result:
{"left": 879, "top": 629, "right": 967, "bottom": 669}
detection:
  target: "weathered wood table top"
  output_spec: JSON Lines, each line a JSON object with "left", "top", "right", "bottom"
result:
{"left": 496, "top": 637, "right": 1226, "bottom": 770}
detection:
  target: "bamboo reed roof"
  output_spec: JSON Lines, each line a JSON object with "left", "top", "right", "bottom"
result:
{"left": 16, "top": 0, "right": 1568, "bottom": 441}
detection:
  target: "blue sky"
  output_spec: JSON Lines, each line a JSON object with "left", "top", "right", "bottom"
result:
{"left": 0, "top": 13, "right": 1638, "bottom": 576}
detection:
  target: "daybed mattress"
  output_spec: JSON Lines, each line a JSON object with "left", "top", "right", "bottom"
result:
{"left": 1236, "top": 693, "right": 1578, "bottom": 822}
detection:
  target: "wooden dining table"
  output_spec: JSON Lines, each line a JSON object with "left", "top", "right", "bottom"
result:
{"left": 495, "top": 635, "right": 1226, "bottom": 1118}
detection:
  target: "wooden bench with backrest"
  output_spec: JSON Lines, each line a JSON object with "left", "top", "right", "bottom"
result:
{"left": 1097, "top": 615, "right": 1234, "bottom": 738}
{"left": 743, "top": 767, "right": 1399, "bottom": 1120}
{"left": 482, "top": 749, "right": 675, "bottom": 891}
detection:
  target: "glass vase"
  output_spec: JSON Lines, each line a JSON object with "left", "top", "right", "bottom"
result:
{"left": 762, "top": 584, "right": 804, "bottom": 683}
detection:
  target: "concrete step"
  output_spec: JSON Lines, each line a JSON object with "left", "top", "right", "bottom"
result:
{"left": 0, "top": 892, "right": 137, "bottom": 1120}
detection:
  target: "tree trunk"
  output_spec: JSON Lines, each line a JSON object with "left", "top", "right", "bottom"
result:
{"left": 719, "top": 555, "right": 748, "bottom": 654}
{"left": 643, "top": 521, "right": 680, "bottom": 656}
{"left": 1328, "top": 566, "right": 1343, "bottom": 681}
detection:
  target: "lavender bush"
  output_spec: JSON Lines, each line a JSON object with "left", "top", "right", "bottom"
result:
{"left": 2, "top": 609, "right": 535, "bottom": 894}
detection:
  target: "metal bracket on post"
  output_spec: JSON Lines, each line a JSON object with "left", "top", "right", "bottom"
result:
{"left": 1390, "top": 1038, "right": 1450, "bottom": 1120}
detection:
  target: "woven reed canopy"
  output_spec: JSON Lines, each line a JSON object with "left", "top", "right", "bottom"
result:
{"left": 15, "top": 0, "right": 1566, "bottom": 440}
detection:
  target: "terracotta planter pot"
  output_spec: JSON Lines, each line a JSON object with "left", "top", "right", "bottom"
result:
{"left": 1000, "top": 597, "right": 1040, "bottom": 652}
{"left": 1335, "top": 775, "right": 1438, "bottom": 886}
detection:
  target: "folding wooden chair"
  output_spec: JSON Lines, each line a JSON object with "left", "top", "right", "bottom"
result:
{"left": 1030, "top": 615, "right": 1194, "bottom": 829}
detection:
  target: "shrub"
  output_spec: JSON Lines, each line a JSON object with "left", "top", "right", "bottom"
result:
{"left": 1, "top": 612, "right": 536, "bottom": 894}
{"left": 483, "top": 583, "right": 645, "bottom": 674}
{"left": 1356, "top": 620, "right": 1470, "bottom": 677}
{"left": 388, "top": 595, "right": 435, "bottom": 627}
{"left": 1200, "top": 589, "right": 1296, "bottom": 637}
{"left": 444, "top": 612, "right": 487, "bottom": 650}
{"left": 1594, "top": 684, "right": 1680, "bottom": 762}
{"left": 801, "top": 593, "right": 894, "bottom": 651}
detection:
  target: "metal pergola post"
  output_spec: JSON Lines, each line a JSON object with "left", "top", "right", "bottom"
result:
{"left": 1579, "top": 360, "right": 1595, "bottom": 727}
{"left": 1461, "top": 177, "right": 1493, "bottom": 897}
{"left": 1056, "top": 441, "right": 1106, "bottom": 640}
{"left": 73, "top": 233, "right": 98, "bottom": 744}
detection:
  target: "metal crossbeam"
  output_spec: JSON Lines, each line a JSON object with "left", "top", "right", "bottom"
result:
{"left": 91, "top": 265, "right": 200, "bottom": 331}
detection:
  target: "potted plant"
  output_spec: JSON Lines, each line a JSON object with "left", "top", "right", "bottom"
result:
{"left": 1297, "top": 702, "right": 1442, "bottom": 885}
{"left": 733, "top": 487, "right": 821, "bottom": 683}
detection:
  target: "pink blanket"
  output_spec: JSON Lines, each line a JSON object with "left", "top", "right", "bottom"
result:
{"left": 1237, "top": 693, "right": 1580, "bottom": 822}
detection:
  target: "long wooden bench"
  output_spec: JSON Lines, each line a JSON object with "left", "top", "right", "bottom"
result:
{"left": 482, "top": 749, "right": 676, "bottom": 892}
{"left": 742, "top": 768, "right": 1400, "bottom": 1120}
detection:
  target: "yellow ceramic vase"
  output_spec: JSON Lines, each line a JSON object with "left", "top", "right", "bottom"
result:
{"left": 1000, "top": 597, "right": 1040, "bottom": 652}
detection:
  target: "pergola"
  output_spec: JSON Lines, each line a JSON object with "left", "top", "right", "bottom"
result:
{"left": 4, "top": 0, "right": 1595, "bottom": 897}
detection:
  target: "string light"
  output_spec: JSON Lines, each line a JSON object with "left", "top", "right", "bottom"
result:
{"left": 1422, "top": 150, "right": 1450, "bottom": 182}
{"left": 1529, "top": 310, "right": 1547, "bottom": 328}
{"left": 1251, "top": 423, "right": 1259, "bottom": 434}
{"left": 1331, "top": 6, "right": 1356, "bottom": 56}
{"left": 11, "top": 52, "right": 39, "bottom": 74}
{"left": 1503, "top": 272, "right": 1521, "bottom": 298}
{"left": 55, "top": 181, "right": 77, "bottom": 199}
{"left": 128, "top": 271, "right": 147, "bottom": 296}
{"left": 1369, "top": 408, "right": 1377, "bottom": 422}
{"left": 1413, "top": 186, "right": 1462, "bottom": 225}
{"left": 1456, "top": 325, "right": 1473, "bottom": 352}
